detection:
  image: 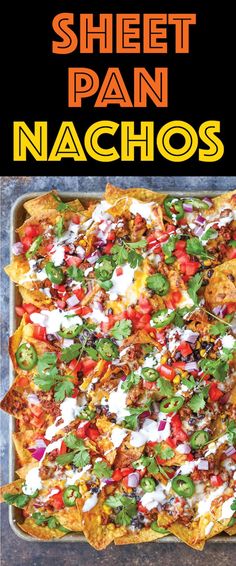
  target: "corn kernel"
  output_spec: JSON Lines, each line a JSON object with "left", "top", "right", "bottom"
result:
{"left": 196, "top": 341, "right": 201, "bottom": 348}
{"left": 79, "top": 239, "right": 86, "bottom": 246}
{"left": 203, "top": 259, "right": 212, "bottom": 266}
{"left": 173, "top": 375, "right": 181, "bottom": 384}
{"left": 200, "top": 349, "right": 206, "bottom": 357}
{"left": 103, "top": 504, "right": 112, "bottom": 514}
{"left": 161, "top": 354, "right": 168, "bottom": 364}
{"left": 181, "top": 371, "right": 188, "bottom": 378}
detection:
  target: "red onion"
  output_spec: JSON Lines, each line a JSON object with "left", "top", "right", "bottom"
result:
{"left": 32, "top": 447, "right": 46, "bottom": 461}
{"left": 87, "top": 252, "right": 100, "bottom": 265}
{"left": 12, "top": 242, "right": 24, "bottom": 255}
{"left": 76, "top": 245, "right": 85, "bottom": 259}
{"left": 183, "top": 203, "right": 193, "bottom": 213}
{"left": 27, "top": 394, "right": 40, "bottom": 405}
{"left": 219, "top": 392, "right": 230, "bottom": 405}
{"left": 120, "top": 375, "right": 127, "bottom": 382}
{"left": 203, "top": 197, "right": 213, "bottom": 208}
{"left": 140, "top": 411, "right": 151, "bottom": 420}
{"left": 127, "top": 472, "right": 140, "bottom": 488}
{"left": 212, "top": 305, "right": 227, "bottom": 318}
{"left": 225, "top": 446, "right": 236, "bottom": 457}
{"left": 185, "top": 332, "right": 199, "bottom": 344}
{"left": 29, "top": 438, "right": 47, "bottom": 452}
{"left": 158, "top": 420, "right": 167, "bottom": 432}
{"left": 66, "top": 294, "right": 80, "bottom": 307}
{"left": 197, "top": 459, "right": 209, "bottom": 470}
{"left": 195, "top": 214, "right": 206, "bottom": 226}
{"left": 176, "top": 443, "right": 191, "bottom": 454}
{"left": 185, "top": 361, "right": 198, "bottom": 371}
{"left": 194, "top": 225, "right": 204, "bottom": 237}
{"left": 103, "top": 478, "right": 114, "bottom": 485}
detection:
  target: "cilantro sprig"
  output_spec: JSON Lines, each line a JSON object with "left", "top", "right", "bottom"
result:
{"left": 34, "top": 352, "right": 74, "bottom": 402}
{"left": 121, "top": 371, "right": 141, "bottom": 392}
{"left": 111, "top": 240, "right": 146, "bottom": 269}
{"left": 32, "top": 512, "right": 70, "bottom": 532}
{"left": 105, "top": 494, "right": 137, "bottom": 526}
{"left": 154, "top": 444, "right": 174, "bottom": 460}
{"left": 93, "top": 461, "right": 112, "bottom": 479}
{"left": 110, "top": 319, "right": 132, "bottom": 341}
{"left": 186, "top": 237, "right": 212, "bottom": 260}
{"left": 187, "top": 273, "right": 203, "bottom": 305}
{"left": 56, "top": 434, "right": 90, "bottom": 468}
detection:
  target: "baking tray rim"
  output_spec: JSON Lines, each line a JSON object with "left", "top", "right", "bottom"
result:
{"left": 8, "top": 188, "right": 236, "bottom": 543}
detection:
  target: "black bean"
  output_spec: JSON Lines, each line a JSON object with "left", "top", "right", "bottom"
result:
{"left": 207, "top": 269, "right": 214, "bottom": 278}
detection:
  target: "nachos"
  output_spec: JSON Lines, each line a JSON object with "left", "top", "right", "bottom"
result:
{"left": 1, "top": 186, "right": 236, "bottom": 549}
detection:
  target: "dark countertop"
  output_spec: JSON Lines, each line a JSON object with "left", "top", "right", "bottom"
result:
{"left": 1, "top": 176, "right": 236, "bottom": 566}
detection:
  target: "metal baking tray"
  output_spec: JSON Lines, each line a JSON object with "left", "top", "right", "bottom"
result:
{"left": 8, "top": 188, "right": 236, "bottom": 543}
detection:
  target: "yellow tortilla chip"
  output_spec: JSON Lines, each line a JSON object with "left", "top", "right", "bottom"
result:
{"left": 13, "top": 430, "right": 38, "bottom": 466}
{"left": 56, "top": 507, "right": 82, "bottom": 532}
{"left": 19, "top": 517, "right": 66, "bottom": 540}
{"left": 19, "top": 285, "right": 52, "bottom": 308}
{"left": 168, "top": 521, "right": 205, "bottom": 550}
{"left": 4, "top": 256, "right": 32, "bottom": 287}
{"left": 0, "top": 479, "right": 23, "bottom": 503}
{"left": 105, "top": 183, "right": 167, "bottom": 205}
{"left": 205, "top": 259, "right": 236, "bottom": 307}
{"left": 115, "top": 528, "right": 167, "bottom": 545}
{"left": 77, "top": 496, "right": 126, "bottom": 549}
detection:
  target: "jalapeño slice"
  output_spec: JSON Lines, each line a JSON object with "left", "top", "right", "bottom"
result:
{"left": 141, "top": 368, "right": 160, "bottom": 382}
{"left": 140, "top": 477, "right": 156, "bottom": 492}
{"left": 150, "top": 523, "right": 169, "bottom": 534}
{"left": 96, "top": 338, "right": 119, "bottom": 361}
{"left": 160, "top": 396, "right": 184, "bottom": 414}
{"left": 164, "top": 197, "right": 184, "bottom": 220}
{"left": 26, "top": 235, "right": 43, "bottom": 259}
{"left": 58, "top": 325, "right": 81, "bottom": 338}
{"left": 94, "top": 255, "right": 115, "bottom": 282}
{"left": 151, "top": 309, "right": 175, "bottom": 329}
{"left": 184, "top": 197, "right": 209, "bottom": 210}
{"left": 45, "top": 262, "right": 64, "bottom": 284}
{"left": 190, "top": 430, "right": 210, "bottom": 450}
{"left": 16, "top": 343, "right": 38, "bottom": 371}
{"left": 62, "top": 485, "right": 81, "bottom": 507}
{"left": 171, "top": 475, "right": 195, "bottom": 498}
{"left": 146, "top": 273, "right": 170, "bottom": 296}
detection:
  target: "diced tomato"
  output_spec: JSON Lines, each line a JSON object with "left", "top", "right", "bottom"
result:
{"left": 171, "top": 414, "right": 182, "bottom": 431}
{"left": 112, "top": 469, "right": 123, "bottom": 481}
{"left": 185, "top": 261, "right": 200, "bottom": 277}
{"left": 159, "top": 364, "right": 175, "bottom": 381}
{"left": 175, "top": 240, "right": 186, "bottom": 251}
{"left": 81, "top": 358, "right": 97, "bottom": 376}
{"left": 24, "top": 225, "right": 40, "bottom": 238}
{"left": 59, "top": 441, "right": 67, "bottom": 455}
{"left": 171, "top": 414, "right": 188, "bottom": 442}
{"left": 73, "top": 306, "right": 92, "bottom": 316}
{"left": 138, "top": 295, "right": 153, "bottom": 314}
{"left": 209, "top": 383, "right": 224, "bottom": 401}
{"left": 210, "top": 474, "right": 223, "bottom": 488}
{"left": 73, "top": 288, "right": 85, "bottom": 301}
{"left": 54, "top": 285, "right": 66, "bottom": 293}
{"left": 103, "top": 242, "right": 113, "bottom": 254}
{"left": 23, "top": 303, "right": 39, "bottom": 315}
{"left": 227, "top": 247, "right": 236, "bottom": 260}
{"left": 46, "top": 243, "right": 54, "bottom": 252}
{"left": 57, "top": 299, "right": 67, "bottom": 309}
{"left": 17, "top": 376, "right": 29, "bottom": 387}
{"left": 50, "top": 490, "right": 65, "bottom": 510}
{"left": 32, "top": 324, "right": 47, "bottom": 342}
{"left": 65, "top": 256, "right": 82, "bottom": 267}
{"left": 87, "top": 425, "right": 100, "bottom": 441}
{"left": 138, "top": 502, "right": 148, "bottom": 514}
{"left": 15, "top": 306, "right": 25, "bottom": 317}
{"left": 134, "top": 213, "right": 143, "bottom": 225}
{"left": 30, "top": 404, "right": 43, "bottom": 417}
{"left": 143, "top": 380, "right": 156, "bottom": 390}
{"left": 21, "top": 236, "right": 32, "bottom": 251}
{"left": 172, "top": 361, "right": 187, "bottom": 370}
{"left": 107, "top": 230, "right": 116, "bottom": 241}
{"left": 166, "top": 224, "right": 176, "bottom": 234}
{"left": 76, "top": 422, "right": 90, "bottom": 439}
{"left": 178, "top": 341, "right": 192, "bottom": 357}
{"left": 72, "top": 387, "right": 79, "bottom": 398}
{"left": 116, "top": 267, "right": 123, "bottom": 276}
{"left": 226, "top": 302, "right": 236, "bottom": 314}
{"left": 71, "top": 214, "right": 80, "bottom": 224}
{"left": 68, "top": 359, "right": 82, "bottom": 374}
{"left": 166, "top": 437, "right": 176, "bottom": 449}
{"left": 31, "top": 416, "right": 45, "bottom": 428}
{"left": 186, "top": 454, "right": 194, "bottom": 461}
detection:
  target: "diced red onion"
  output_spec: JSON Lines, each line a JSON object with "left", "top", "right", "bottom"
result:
{"left": 197, "top": 459, "right": 209, "bottom": 470}
{"left": 103, "top": 478, "right": 114, "bottom": 485}
{"left": 158, "top": 420, "right": 167, "bottom": 432}
{"left": 185, "top": 362, "right": 198, "bottom": 371}
{"left": 12, "top": 242, "right": 24, "bottom": 255}
{"left": 225, "top": 446, "right": 236, "bottom": 457}
{"left": 120, "top": 375, "right": 127, "bottom": 382}
{"left": 183, "top": 203, "right": 193, "bottom": 213}
{"left": 29, "top": 438, "right": 47, "bottom": 452}
{"left": 203, "top": 197, "right": 213, "bottom": 208}
{"left": 66, "top": 294, "right": 80, "bottom": 307}
{"left": 87, "top": 252, "right": 100, "bottom": 265}
{"left": 32, "top": 447, "right": 46, "bottom": 461}
{"left": 219, "top": 392, "right": 230, "bottom": 405}
{"left": 194, "top": 225, "right": 204, "bottom": 237}
{"left": 176, "top": 443, "right": 191, "bottom": 454}
{"left": 127, "top": 472, "right": 140, "bottom": 488}
{"left": 93, "top": 301, "right": 103, "bottom": 312}
{"left": 195, "top": 214, "right": 206, "bottom": 226}
{"left": 27, "top": 394, "right": 40, "bottom": 405}
{"left": 212, "top": 305, "right": 227, "bottom": 318}
{"left": 185, "top": 332, "right": 199, "bottom": 344}
{"left": 76, "top": 245, "right": 85, "bottom": 259}
{"left": 140, "top": 411, "right": 151, "bottom": 420}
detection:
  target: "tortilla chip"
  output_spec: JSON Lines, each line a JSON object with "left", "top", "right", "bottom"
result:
{"left": 19, "top": 285, "right": 52, "bottom": 308}
{"left": 211, "top": 189, "right": 236, "bottom": 216}
{"left": 168, "top": 521, "right": 205, "bottom": 550}
{"left": 19, "top": 517, "right": 66, "bottom": 540}
{"left": 78, "top": 496, "right": 126, "bottom": 549}
{"left": 205, "top": 259, "right": 236, "bottom": 307}
{"left": 13, "top": 430, "right": 38, "bottom": 466}
{"left": 115, "top": 528, "right": 167, "bottom": 545}
{"left": 15, "top": 462, "right": 38, "bottom": 479}
{"left": 225, "top": 524, "right": 236, "bottom": 536}
{"left": 105, "top": 183, "right": 167, "bottom": 205}
{"left": 56, "top": 507, "right": 82, "bottom": 532}
{"left": 0, "top": 479, "right": 23, "bottom": 503}
{"left": 4, "top": 256, "right": 31, "bottom": 287}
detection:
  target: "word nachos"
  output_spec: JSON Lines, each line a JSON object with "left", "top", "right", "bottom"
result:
{"left": 1, "top": 185, "right": 236, "bottom": 549}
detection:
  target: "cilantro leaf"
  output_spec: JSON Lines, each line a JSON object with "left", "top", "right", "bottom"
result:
{"left": 32, "top": 512, "right": 69, "bottom": 532}
{"left": 54, "top": 217, "right": 64, "bottom": 238}
{"left": 201, "top": 228, "right": 218, "bottom": 241}
{"left": 231, "top": 498, "right": 236, "bottom": 511}
{"left": 32, "top": 512, "right": 48, "bottom": 525}
{"left": 105, "top": 494, "right": 124, "bottom": 508}
{"left": 186, "top": 237, "right": 212, "bottom": 259}
{"left": 64, "top": 434, "right": 84, "bottom": 450}
{"left": 93, "top": 461, "right": 112, "bottom": 479}
{"left": 121, "top": 371, "right": 141, "bottom": 392}
{"left": 174, "top": 307, "right": 192, "bottom": 328}
{"left": 199, "top": 357, "right": 228, "bottom": 382}
{"left": 105, "top": 495, "right": 137, "bottom": 526}
{"left": 111, "top": 319, "right": 132, "bottom": 341}
{"left": 54, "top": 379, "right": 74, "bottom": 403}
{"left": 73, "top": 448, "right": 90, "bottom": 468}
{"left": 209, "top": 323, "right": 228, "bottom": 337}
{"left": 111, "top": 244, "right": 128, "bottom": 265}
{"left": 188, "top": 273, "right": 203, "bottom": 305}
{"left": 182, "top": 375, "right": 196, "bottom": 389}
{"left": 67, "top": 266, "right": 84, "bottom": 282}
{"left": 226, "top": 420, "right": 236, "bottom": 445}
{"left": 56, "top": 452, "right": 76, "bottom": 466}
{"left": 188, "top": 389, "right": 208, "bottom": 413}
{"left": 229, "top": 240, "right": 236, "bottom": 248}
{"left": 61, "top": 343, "right": 82, "bottom": 362}
{"left": 124, "top": 407, "right": 145, "bottom": 430}
{"left": 26, "top": 235, "right": 43, "bottom": 259}
{"left": 127, "top": 249, "right": 142, "bottom": 268}
{"left": 156, "top": 377, "right": 174, "bottom": 397}
{"left": 154, "top": 445, "right": 174, "bottom": 460}
{"left": 3, "top": 492, "right": 30, "bottom": 508}
{"left": 85, "top": 346, "right": 98, "bottom": 361}
{"left": 162, "top": 235, "right": 179, "bottom": 259}
{"left": 127, "top": 240, "right": 146, "bottom": 249}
